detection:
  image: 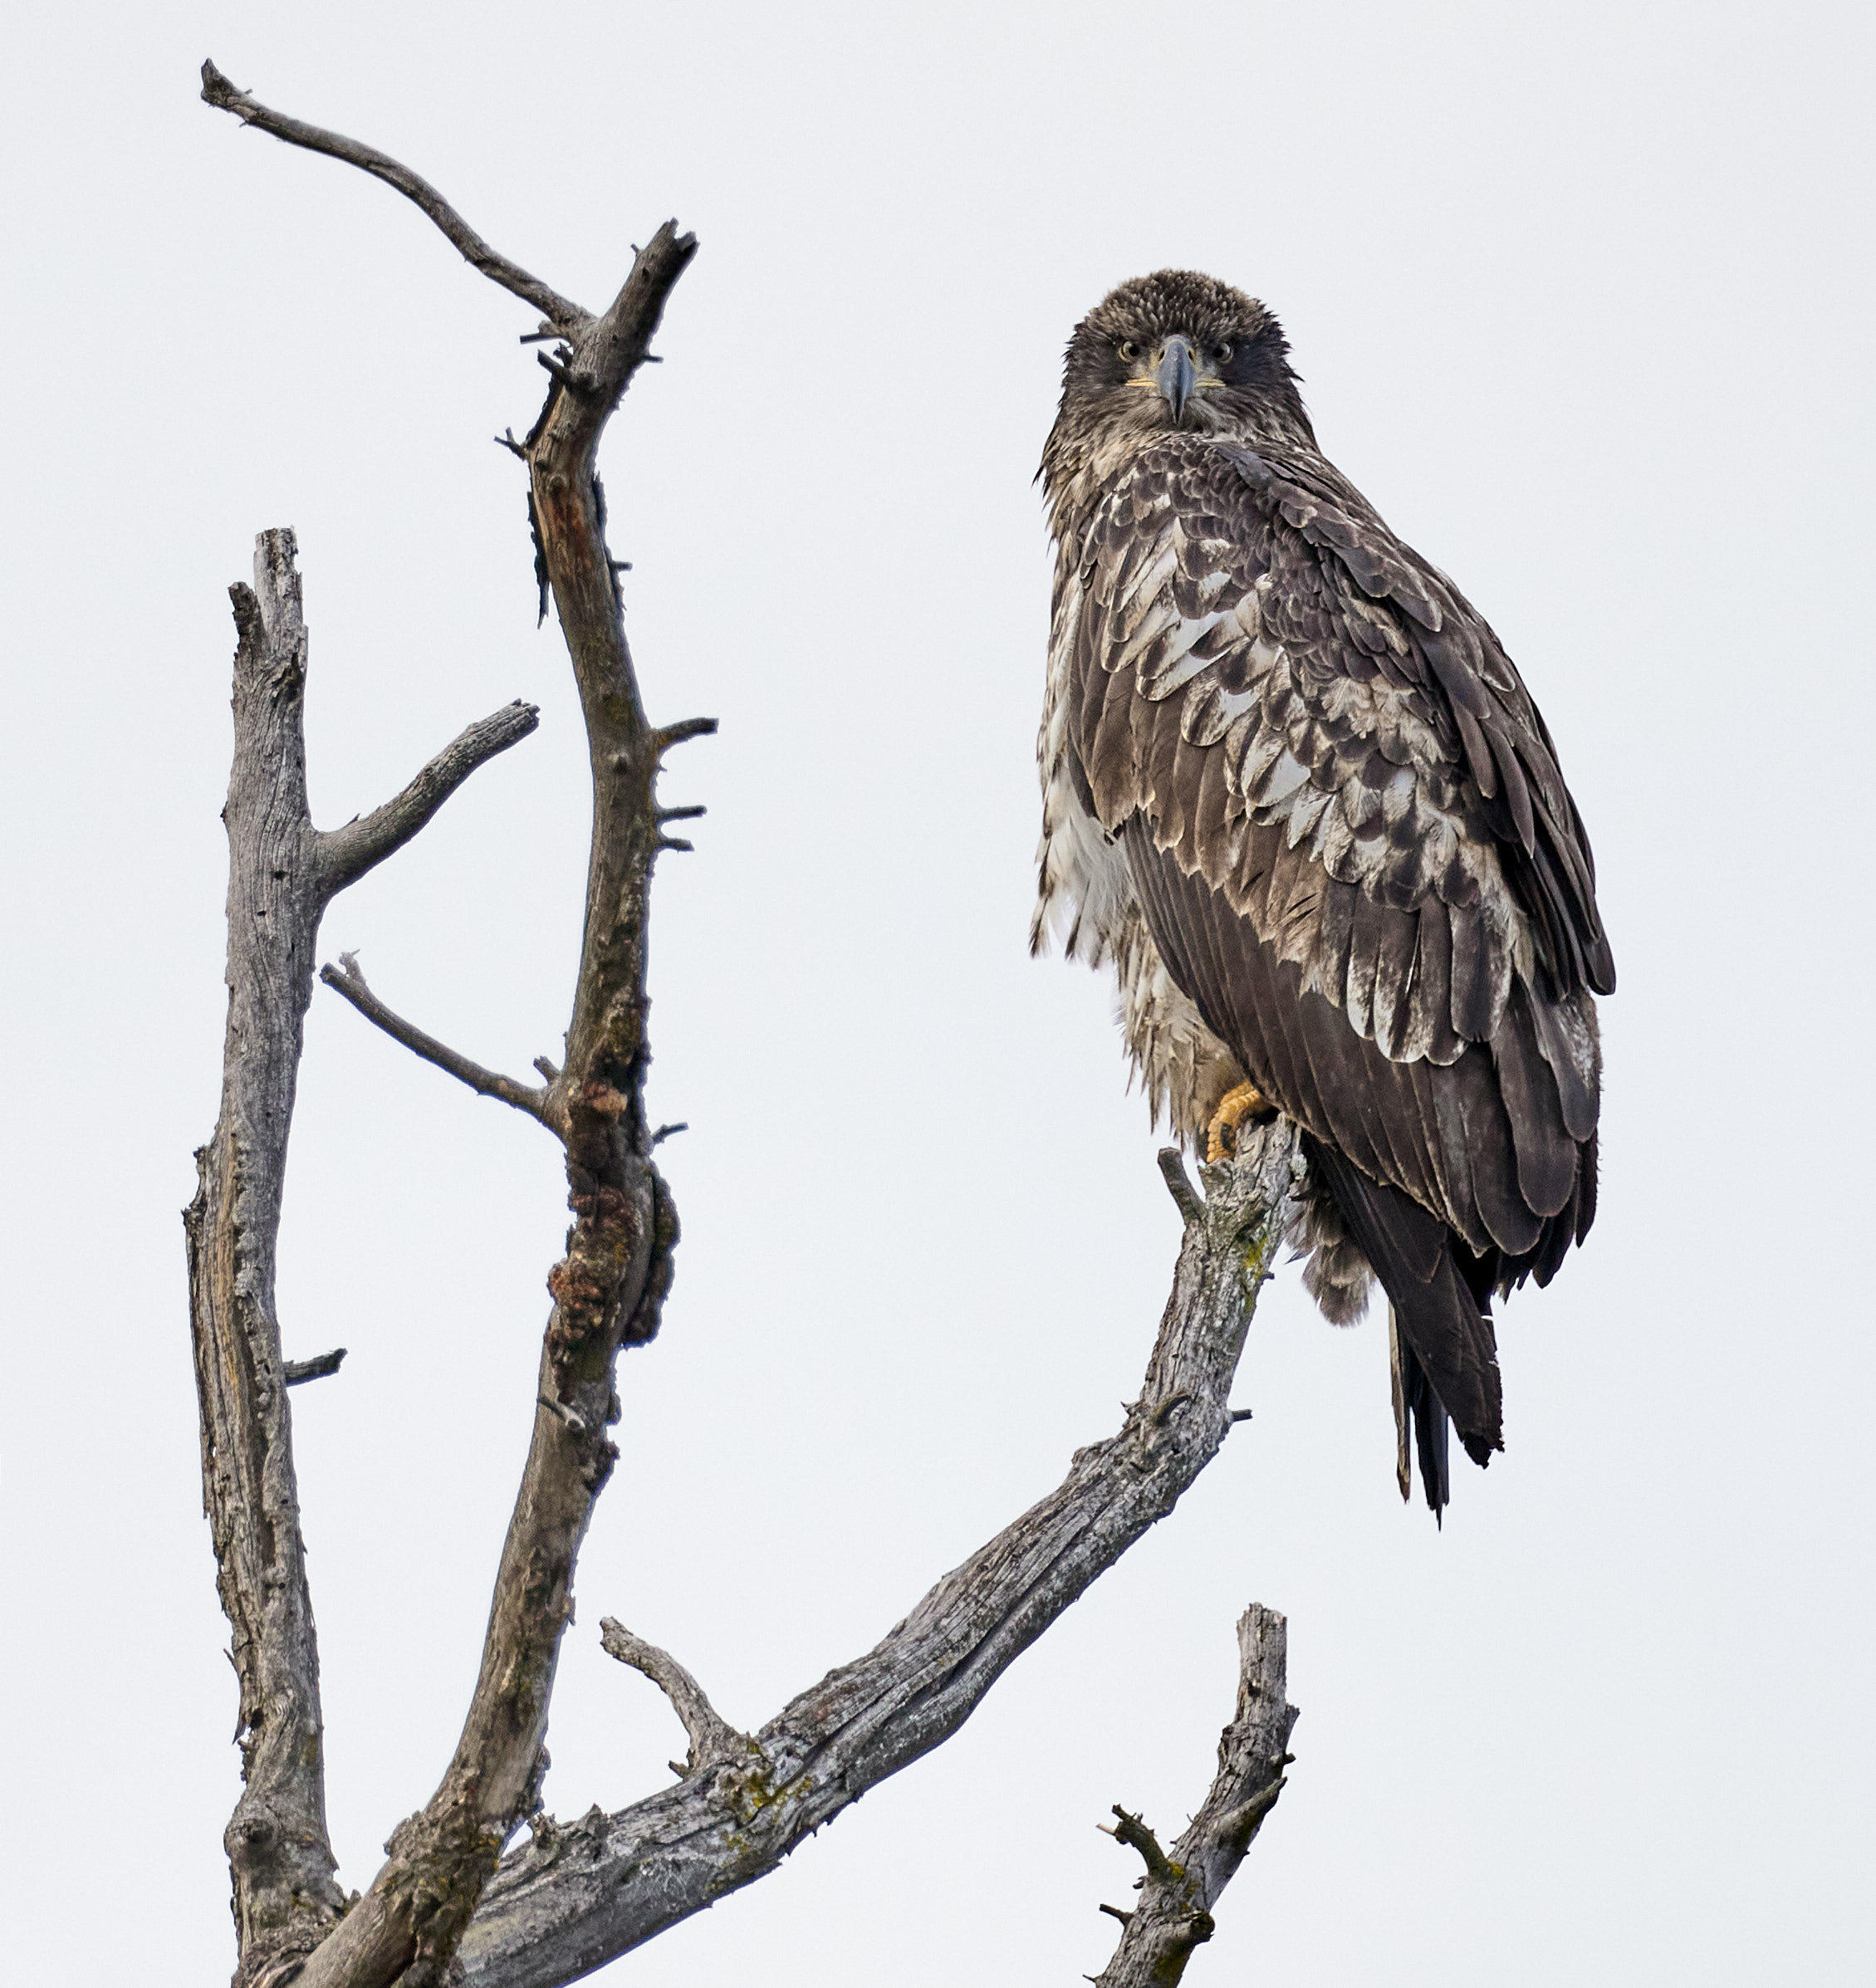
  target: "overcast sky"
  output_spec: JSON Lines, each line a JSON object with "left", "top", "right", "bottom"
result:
{"left": 3, "top": 2, "right": 1872, "bottom": 1981}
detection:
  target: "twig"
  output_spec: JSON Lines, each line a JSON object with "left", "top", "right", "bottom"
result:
{"left": 199, "top": 61, "right": 590, "bottom": 331}
{"left": 599, "top": 1619, "right": 745, "bottom": 1774}
{"left": 1158, "top": 1148, "right": 1204, "bottom": 1226}
{"left": 453, "top": 1129, "right": 1300, "bottom": 1988}
{"left": 651, "top": 715, "right": 718, "bottom": 754}
{"left": 315, "top": 701, "right": 540, "bottom": 896}
{"left": 284, "top": 1349, "right": 347, "bottom": 1386}
{"left": 1091, "top": 1604, "right": 1300, "bottom": 1987}
{"left": 319, "top": 953, "right": 559, "bottom": 1134}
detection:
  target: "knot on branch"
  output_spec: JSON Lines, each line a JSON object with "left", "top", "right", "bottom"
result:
{"left": 567, "top": 1183, "right": 633, "bottom": 1223}
{"left": 545, "top": 1167, "right": 650, "bottom": 1377}
{"left": 620, "top": 1168, "right": 679, "bottom": 1348}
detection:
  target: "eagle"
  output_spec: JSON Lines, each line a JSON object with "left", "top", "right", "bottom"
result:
{"left": 1032, "top": 271, "right": 1613, "bottom": 1515}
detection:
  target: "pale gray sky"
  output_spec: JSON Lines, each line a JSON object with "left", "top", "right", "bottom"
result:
{"left": 3, "top": 2, "right": 1871, "bottom": 1981}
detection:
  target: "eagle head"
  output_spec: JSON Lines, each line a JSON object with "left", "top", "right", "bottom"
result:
{"left": 1042, "top": 270, "right": 1313, "bottom": 502}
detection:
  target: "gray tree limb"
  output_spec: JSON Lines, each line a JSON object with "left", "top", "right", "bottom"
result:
{"left": 184, "top": 529, "right": 535, "bottom": 1987}
{"left": 319, "top": 953, "right": 558, "bottom": 1133}
{"left": 283, "top": 1349, "right": 347, "bottom": 1386}
{"left": 1092, "top": 1604, "right": 1300, "bottom": 1986}
{"left": 315, "top": 703, "right": 541, "bottom": 895}
{"left": 200, "top": 61, "right": 589, "bottom": 332}
{"left": 452, "top": 1132, "right": 1300, "bottom": 1988}
{"left": 599, "top": 1620, "right": 746, "bottom": 1775}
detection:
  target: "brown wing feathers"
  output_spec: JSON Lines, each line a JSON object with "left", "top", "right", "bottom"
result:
{"left": 1126, "top": 821, "right": 1505, "bottom": 1460}
{"left": 1070, "top": 438, "right": 1607, "bottom": 1475}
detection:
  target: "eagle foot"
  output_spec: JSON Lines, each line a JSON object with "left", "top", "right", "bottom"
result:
{"left": 1205, "top": 1081, "right": 1275, "bottom": 1163}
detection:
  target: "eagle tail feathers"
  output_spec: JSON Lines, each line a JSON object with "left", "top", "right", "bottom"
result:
{"left": 1304, "top": 1135, "right": 1502, "bottom": 1517}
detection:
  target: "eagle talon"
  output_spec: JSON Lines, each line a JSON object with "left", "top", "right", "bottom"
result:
{"left": 1206, "top": 1081, "right": 1272, "bottom": 1163}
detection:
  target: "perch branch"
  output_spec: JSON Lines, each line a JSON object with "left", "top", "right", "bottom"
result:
{"left": 600, "top": 1618, "right": 746, "bottom": 1774}
{"left": 315, "top": 701, "right": 538, "bottom": 896}
{"left": 199, "top": 61, "right": 590, "bottom": 330}
{"left": 284, "top": 1349, "right": 348, "bottom": 1386}
{"left": 319, "top": 953, "right": 559, "bottom": 1134}
{"left": 1092, "top": 1604, "right": 1300, "bottom": 1987}
{"left": 450, "top": 1132, "right": 1301, "bottom": 1988}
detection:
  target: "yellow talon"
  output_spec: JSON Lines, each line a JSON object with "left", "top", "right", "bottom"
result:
{"left": 1206, "top": 1081, "right": 1273, "bottom": 1163}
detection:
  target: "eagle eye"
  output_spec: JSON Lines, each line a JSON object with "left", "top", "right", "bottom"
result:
{"left": 1117, "top": 339, "right": 1141, "bottom": 362}
{"left": 1212, "top": 341, "right": 1234, "bottom": 365}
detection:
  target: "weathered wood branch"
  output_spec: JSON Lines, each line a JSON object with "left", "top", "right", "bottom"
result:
{"left": 200, "top": 60, "right": 589, "bottom": 331}
{"left": 184, "top": 529, "right": 534, "bottom": 1988}
{"left": 316, "top": 701, "right": 539, "bottom": 895}
{"left": 283, "top": 1349, "right": 348, "bottom": 1387}
{"left": 188, "top": 79, "right": 704, "bottom": 1988}
{"left": 1093, "top": 1604, "right": 1300, "bottom": 1987}
{"left": 600, "top": 1619, "right": 747, "bottom": 1775}
{"left": 320, "top": 952, "right": 559, "bottom": 1133}
{"left": 450, "top": 1132, "right": 1300, "bottom": 1988}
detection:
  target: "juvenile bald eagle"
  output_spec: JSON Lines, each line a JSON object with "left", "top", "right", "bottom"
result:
{"left": 1033, "top": 272, "right": 1613, "bottom": 1515}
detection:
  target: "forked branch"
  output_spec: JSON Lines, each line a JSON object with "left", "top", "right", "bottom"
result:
{"left": 452, "top": 1136, "right": 1299, "bottom": 1988}
{"left": 199, "top": 69, "right": 707, "bottom": 1988}
{"left": 1092, "top": 1604, "right": 1300, "bottom": 1987}
{"left": 185, "top": 529, "right": 534, "bottom": 1987}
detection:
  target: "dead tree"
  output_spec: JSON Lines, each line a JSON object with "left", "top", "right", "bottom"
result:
{"left": 186, "top": 61, "right": 1300, "bottom": 1988}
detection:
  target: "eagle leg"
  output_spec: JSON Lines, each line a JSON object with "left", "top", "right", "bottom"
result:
{"left": 1205, "top": 1080, "right": 1275, "bottom": 1163}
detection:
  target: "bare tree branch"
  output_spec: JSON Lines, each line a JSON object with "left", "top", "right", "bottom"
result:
{"left": 1092, "top": 1604, "right": 1300, "bottom": 1987}
{"left": 452, "top": 1131, "right": 1300, "bottom": 1988}
{"left": 218, "top": 86, "right": 704, "bottom": 1988}
{"left": 600, "top": 1619, "right": 746, "bottom": 1775}
{"left": 185, "top": 529, "right": 530, "bottom": 1986}
{"left": 199, "top": 61, "right": 590, "bottom": 331}
{"left": 315, "top": 701, "right": 539, "bottom": 897}
{"left": 284, "top": 1349, "right": 348, "bottom": 1387}
{"left": 319, "top": 952, "right": 559, "bottom": 1134}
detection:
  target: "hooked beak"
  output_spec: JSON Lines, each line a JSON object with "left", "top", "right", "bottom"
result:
{"left": 1156, "top": 335, "right": 1197, "bottom": 424}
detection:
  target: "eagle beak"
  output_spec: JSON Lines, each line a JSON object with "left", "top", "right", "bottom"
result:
{"left": 1156, "top": 335, "right": 1198, "bottom": 424}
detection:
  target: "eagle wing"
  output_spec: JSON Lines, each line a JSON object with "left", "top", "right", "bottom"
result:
{"left": 1063, "top": 439, "right": 1611, "bottom": 1457}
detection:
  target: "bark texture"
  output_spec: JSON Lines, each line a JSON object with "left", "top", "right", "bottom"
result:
{"left": 185, "top": 530, "right": 536, "bottom": 1986}
{"left": 453, "top": 1133, "right": 1300, "bottom": 1988}
{"left": 1094, "top": 1605, "right": 1300, "bottom": 1986}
